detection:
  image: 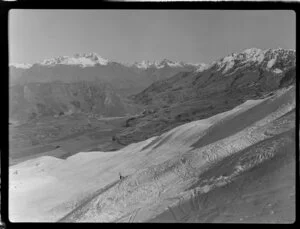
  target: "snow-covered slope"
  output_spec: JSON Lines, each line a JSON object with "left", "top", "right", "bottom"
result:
{"left": 130, "top": 59, "right": 206, "bottom": 70}
{"left": 9, "top": 85, "right": 295, "bottom": 222}
{"left": 10, "top": 53, "right": 204, "bottom": 70}
{"left": 39, "top": 53, "right": 109, "bottom": 67}
{"left": 10, "top": 48, "right": 295, "bottom": 73}
{"left": 203, "top": 48, "right": 295, "bottom": 74}
{"left": 9, "top": 63, "right": 33, "bottom": 69}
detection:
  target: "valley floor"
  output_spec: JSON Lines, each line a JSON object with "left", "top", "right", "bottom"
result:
{"left": 9, "top": 115, "right": 128, "bottom": 166}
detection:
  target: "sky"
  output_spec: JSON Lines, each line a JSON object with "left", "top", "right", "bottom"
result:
{"left": 9, "top": 10, "right": 295, "bottom": 65}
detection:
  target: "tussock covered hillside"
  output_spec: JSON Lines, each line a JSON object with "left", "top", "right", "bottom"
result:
{"left": 9, "top": 85, "right": 295, "bottom": 222}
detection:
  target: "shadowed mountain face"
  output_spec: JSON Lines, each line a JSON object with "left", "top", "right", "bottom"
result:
{"left": 116, "top": 48, "right": 295, "bottom": 145}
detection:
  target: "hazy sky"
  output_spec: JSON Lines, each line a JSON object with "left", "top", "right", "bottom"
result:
{"left": 9, "top": 10, "right": 295, "bottom": 64}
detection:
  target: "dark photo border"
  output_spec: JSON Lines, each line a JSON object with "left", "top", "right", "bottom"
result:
{"left": 0, "top": 1, "right": 298, "bottom": 229}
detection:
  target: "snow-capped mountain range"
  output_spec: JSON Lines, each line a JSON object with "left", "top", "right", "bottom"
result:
{"left": 10, "top": 53, "right": 109, "bottom": 69}
{"left": 9, "top": 53, "right": 206, "bottom": 69}
{"left": 39, "top": 53, "right": 109, "bottom": 67}
{"left": 9, "top": 53, "right": 206, "bottom": 95}
{"left": 197, "top": 48, "right": 295, "bottom": 75}
{"left": 129, "top": 59, "right": 205, "bottom": 69}
{"left": 132, "top": 47, "right": 295, "bottom": 111}
{"left": 10, "top": 48, "right": 295, "bottom": 81}
{"left": 9, "top": 47, "right": 295, "bottom": 107}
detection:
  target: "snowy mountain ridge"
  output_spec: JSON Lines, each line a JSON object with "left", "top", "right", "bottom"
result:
{"left": 115, "top": 47, "right": 295, "bottom": 73}
{"left": 10, "top": 54, "right": 206, "bottom": 69}
{"left": 198, "top": 47, "right": 296, "bottom": 74}
{"left": 10, "top": 48, "right": 295, "bottom": 72}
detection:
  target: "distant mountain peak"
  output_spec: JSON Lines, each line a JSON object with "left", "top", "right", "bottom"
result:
{"left": 9, "top": 63, "right": 33, "bottom": 69}
{"left": 132, "top": 58, "right": 205, "bottom": 69}
{"left": 10, "top": 53, "right": 205, "bottom": 70}
{"left": 10, "top": 48, "right": 295, "bottom": 73}
{"left": 209, "top": 47, "right": 296, "bottom": 74}
{"left": 157, "top": 58, "right": 174, "bottom": 65}
{"left": 195, "top": 63, "right": 210, "bottom": 72}
{"left": 39, "top": 52, "right": 109, "bottom": 67}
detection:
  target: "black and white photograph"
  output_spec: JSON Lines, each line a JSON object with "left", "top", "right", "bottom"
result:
{"left": 6, "top": 9, "right": 296, "bottom": 223}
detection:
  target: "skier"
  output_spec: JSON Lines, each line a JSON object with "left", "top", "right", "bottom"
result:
{"left": 119, "top": 172, "right": 124, "bottom": 180}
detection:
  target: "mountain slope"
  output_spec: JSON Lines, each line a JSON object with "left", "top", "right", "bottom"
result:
{"left": 9, "top": 85, "right": 295, "bottom": 222}
{"left": 115, "top": 48, "right": 295, "bottom": 145}
{"left": 133, "top": 48, "right": 295, "bottom": 106}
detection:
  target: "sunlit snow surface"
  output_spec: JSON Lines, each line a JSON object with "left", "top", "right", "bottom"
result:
{"left": 10, "top": 48, "right": 295, "bottom": 74}
{"left": 273, "top": 68, "right": 283, "bottom": 74}
{"left": 9, "top": 86, "right": 295, "bottom": 222}
{"left": 39, "top": 53, "right": 109, "bottom": 67}
{"left": 9, "top": 63, "right": 33, "bottom": 69}
{"left": 193, "top": 48, "right": 295, "bottom": 75}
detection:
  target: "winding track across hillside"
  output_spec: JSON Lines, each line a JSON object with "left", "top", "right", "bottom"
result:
{"left": 58, "top": 176, "right": 128, "bottom": 222}
{"left": 149, "top": 129, "right": 295, "bottom": 223}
